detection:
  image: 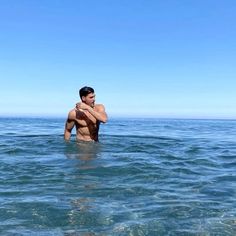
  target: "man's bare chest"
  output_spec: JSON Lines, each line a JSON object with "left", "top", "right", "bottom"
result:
{"left": 75, "top": 110, "right": 97, "bottom": 126}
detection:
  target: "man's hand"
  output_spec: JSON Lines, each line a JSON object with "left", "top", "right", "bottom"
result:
{"left": 76, "top": 102, "right": 90, "bottom": 111}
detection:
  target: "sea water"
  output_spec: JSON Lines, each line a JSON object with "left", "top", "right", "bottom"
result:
{"left": 0, "top": 117, "right": 236, "bottom": 235}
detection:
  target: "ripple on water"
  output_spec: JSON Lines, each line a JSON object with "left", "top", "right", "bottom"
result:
{"left": 0, "top": 118, "right": 236, "bottom": 235}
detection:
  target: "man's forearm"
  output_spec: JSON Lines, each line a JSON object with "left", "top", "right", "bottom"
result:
{"left": 64, "top": 130, "right": 71, "bottom": 140}
{"left": 87, "top": 107, "right": 107, "bottom": 123}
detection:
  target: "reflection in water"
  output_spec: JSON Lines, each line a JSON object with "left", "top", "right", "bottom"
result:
{"left": 65, "top": 141, "right": 101, "bottom": 160}
{"left": 64, "top": 141, "right": 105, "bottom": 235}
{"left": 65, "top": 141, "right": 102, "bottom": 170}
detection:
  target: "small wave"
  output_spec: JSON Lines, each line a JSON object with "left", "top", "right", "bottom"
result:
{"left": 103, "top": 134, "right": 181, "bottom": 142}
{"left": 0, "top": 134, "right": 64, "bottom": 138}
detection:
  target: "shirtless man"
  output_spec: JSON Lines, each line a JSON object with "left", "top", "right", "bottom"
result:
{"left": 64, "top": 86, "right": 108, "bottom": 142}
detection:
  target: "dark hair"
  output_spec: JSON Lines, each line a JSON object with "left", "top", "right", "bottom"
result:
{"left": 79, "top": 86, "right": 94, "bottom": 99}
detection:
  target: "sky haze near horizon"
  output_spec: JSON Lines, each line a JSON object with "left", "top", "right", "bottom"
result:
{"left": 1, "top": 0, "right": 236, "bottom": 119}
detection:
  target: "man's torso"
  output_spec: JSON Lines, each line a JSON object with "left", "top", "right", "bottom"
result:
{"left": 72, "top": 106, "right": 100, "bottom": 141}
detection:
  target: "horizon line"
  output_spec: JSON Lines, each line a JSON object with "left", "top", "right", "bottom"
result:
{"left": 0, "top": 114, "right": 236, "bottom": 121}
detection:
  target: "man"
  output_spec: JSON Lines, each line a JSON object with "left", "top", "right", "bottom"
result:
{"left": 64, "top": 86, "right": 108, "bottom": 142}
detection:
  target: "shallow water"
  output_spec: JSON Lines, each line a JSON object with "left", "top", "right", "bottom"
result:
{"left": 0, "top": 117, "right": 236, "bottom": 235}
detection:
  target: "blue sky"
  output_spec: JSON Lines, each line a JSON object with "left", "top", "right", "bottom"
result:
{"left": 1, "top": 0, "right": 236, "bottom": 118}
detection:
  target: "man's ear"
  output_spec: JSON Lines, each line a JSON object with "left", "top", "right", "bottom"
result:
{"left": 81, "top": 96, "right": 86, "bottom": 102}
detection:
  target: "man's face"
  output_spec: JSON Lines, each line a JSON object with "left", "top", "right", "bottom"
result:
{"left": 82, "top": 93, "right": 95, "bottom": 107}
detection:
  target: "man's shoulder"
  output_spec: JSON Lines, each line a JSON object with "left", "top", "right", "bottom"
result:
{"left": 68, "top": 109, "right": 76, "bottom": 120}
{"left": 95, "top": 104, "right": 105, "bottom": 109}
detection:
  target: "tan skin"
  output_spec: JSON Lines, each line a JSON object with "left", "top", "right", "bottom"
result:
{"left": 64, "top": 93, "right": 108, "bottom": 142}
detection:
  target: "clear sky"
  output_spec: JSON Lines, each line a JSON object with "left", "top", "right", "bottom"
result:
{"left": 1, "top": 0, "right": 236, "bottom": 119}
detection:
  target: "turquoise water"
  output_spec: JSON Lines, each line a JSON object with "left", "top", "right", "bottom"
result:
{"left": 0, "top": 117, "right": 236, "bottom": 235}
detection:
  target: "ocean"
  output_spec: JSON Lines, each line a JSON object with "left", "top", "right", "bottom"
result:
{"left": 0, "top": 117, "right": 236, "bottom": 235}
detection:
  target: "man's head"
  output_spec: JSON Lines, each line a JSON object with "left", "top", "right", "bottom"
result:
{"left": 79, "top": 86, "right": 95, "bottom": 107}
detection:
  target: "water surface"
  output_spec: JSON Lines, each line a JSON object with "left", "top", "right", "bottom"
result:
{"left": 0, "top": 117, "right": 236, "bottom": 235}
